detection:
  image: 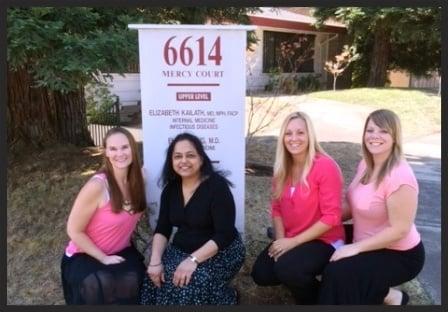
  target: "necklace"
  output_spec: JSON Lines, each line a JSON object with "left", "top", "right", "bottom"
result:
{"left": 123, "top": 199, "right": 133, "bottom": 213}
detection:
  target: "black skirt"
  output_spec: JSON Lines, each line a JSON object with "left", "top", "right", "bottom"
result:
{"left": 61, "top": 245, "right": 146, "bottom": 304}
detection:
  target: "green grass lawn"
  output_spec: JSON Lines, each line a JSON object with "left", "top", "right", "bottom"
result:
{"left": 309, "top": 88, "right": 441, "bottom": 138}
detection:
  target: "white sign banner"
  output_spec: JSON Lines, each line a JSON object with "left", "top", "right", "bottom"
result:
{"left": 129, "top": 25, "right": 255, "bottom": 233}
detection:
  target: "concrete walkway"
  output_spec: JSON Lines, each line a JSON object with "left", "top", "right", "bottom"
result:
{"left": 403, "top": 133, "right": 441, "bottom": 304}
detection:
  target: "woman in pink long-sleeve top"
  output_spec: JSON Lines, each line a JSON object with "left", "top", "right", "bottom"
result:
{"left": 251, "top": 111, "right": 345, "bottom": 304}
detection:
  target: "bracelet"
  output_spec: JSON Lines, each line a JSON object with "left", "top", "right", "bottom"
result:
{"left": 188, "top": 255, "right": 199, "bottom": 265}
{"left": 148, "top": 262, "right": 162, "bottom": 267}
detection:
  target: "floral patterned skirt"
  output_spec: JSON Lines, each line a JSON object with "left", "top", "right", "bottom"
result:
{"left": 139, "top": 235, "right": 245, "bottom": 305}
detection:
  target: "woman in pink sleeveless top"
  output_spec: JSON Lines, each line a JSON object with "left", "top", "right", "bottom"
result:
{"left": 61, "top": 127, "right": 147, "bottom": 304}
{"left": 319, "top": 109, "right": 425, "bottom": 305}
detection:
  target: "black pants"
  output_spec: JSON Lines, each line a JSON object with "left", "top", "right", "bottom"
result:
{"left": 251, "top": 240, "right": 335, "bottom": 304}
{"left": 318, "top": 241, "right": 425, "bottom": 305}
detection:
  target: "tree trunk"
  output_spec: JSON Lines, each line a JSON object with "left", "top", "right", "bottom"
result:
{"left": 7, "top": 66, "right": 93, "bottom": 149}
{"left": 333, "top": 74, "right": 337, "bottom": 91}
{"left": 367, "top": 24, "right": 391, "bottom": 87}
{"left": 7, "top": 66, "right": 58, "bottom": 148}
{"left": 54, "top": 88, "right": 93, "bottom": 146}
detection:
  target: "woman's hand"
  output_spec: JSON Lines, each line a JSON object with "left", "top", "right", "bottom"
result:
{"left": 268, "top": 238, "right": 296, "bottom": 261}
{"left": 100, "top": 255, "right": 125, "bottom": 265}
{"left": 172, "top": 258, "right": 197, "bottom": 287}
{"left": 329, "top": 243, "right": 361, "bottom": 262}
{"left": 147, "top": 263, "right": 165, "bottom": 288}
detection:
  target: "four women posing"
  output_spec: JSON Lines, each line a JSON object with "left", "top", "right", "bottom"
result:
{"left": 62, "top": 109, "right": 424, "bottom": 305}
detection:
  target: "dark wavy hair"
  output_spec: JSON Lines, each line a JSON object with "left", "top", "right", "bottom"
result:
{"left": 159, "top": 132, "right": 233, "bottom": 188}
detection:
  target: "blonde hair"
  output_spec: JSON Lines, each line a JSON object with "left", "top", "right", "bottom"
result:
{"left": 273, "top": 111, "right": 327, "bottom": 199}
{"left": 360, "top": 109, "right": 403, "bottom": 188}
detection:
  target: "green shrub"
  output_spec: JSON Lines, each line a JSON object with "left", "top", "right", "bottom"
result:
{"left": 85, "top": 83, "right": 119, "bottom": 125}
{"left": 264, "top": 67, "right": 282, "bottom": 91}
{"left": 265, "top": 69, "right": 321, "bottom": 94}
{"left": 295, "top": 74, "right": 321, "bottom": 92}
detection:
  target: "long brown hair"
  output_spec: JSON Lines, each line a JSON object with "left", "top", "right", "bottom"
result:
{"left": 273, "top": 111, "right": 328, "bottom": 199}
{"left": 100, "top": 127, "right": 146, "bottom": 213}
{"left": 360, "top": 109, "right": 403, "bottom": 188}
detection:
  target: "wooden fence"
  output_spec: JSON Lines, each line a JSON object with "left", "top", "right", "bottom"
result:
{"left": 87, "top": 99, "right": 121, "bottom": 146}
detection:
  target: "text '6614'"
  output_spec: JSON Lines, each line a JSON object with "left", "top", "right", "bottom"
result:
{"left": 163, "top": 36, "right": 222, "bottom": 66}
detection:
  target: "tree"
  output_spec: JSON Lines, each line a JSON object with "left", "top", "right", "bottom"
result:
{"left": 313, "top": 7, "right": 441, "bottom": 87}
{"left": 7, "top": 7, "right": 259, "bottom": 149}
{"left": 324, "top": 45, "right": 358, "bottom": 91}
{"left": 7, "top": 8, "right": 139, "bottom": 148}
{"left": 264, "top": 34, "right": 316, "bottom": 94}
{"left": 278, "top": 35, "right": 314, "bottom": 74}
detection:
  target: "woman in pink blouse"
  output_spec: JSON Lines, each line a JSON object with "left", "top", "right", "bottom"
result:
{"left": 251, "top": 111, "right": 345, "bottom": 304}
{"left": 318, "top": 109, "right": 425, "bottom": 305}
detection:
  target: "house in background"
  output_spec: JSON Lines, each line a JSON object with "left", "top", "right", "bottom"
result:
{"left": 98, "top": 7, "right": 440, "bottom": 111}
{"left": 246, "top": 7, "right": 349, "bottom": 91}
{"left": 99, "top": 7, "right": 349, "bottom": 109}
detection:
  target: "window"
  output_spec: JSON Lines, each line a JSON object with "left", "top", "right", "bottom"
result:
{"left": 263, "top": 31, "right": 315, "bottom": 73}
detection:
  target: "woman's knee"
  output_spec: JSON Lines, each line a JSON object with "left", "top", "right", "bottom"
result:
{"left": 80, "top": 271, "right": 115, "bottom": 303}
{"left": 190, "top": 267, "right": 213, "bottom": 285}
{"left": 250, "top": 250, "right": 277, "bottom": 286}
{"left": 80, "top": 274, "right": 100, "bottom": 296}
{"left": 251, "top": 263, "right": 277, "bottom": 286}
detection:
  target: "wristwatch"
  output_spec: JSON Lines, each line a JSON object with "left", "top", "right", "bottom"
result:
{"left": 188, "top": 254, "right": 199, "bottom": 265}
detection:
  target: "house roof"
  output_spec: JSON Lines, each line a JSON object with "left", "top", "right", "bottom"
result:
{"left": 248, "top": 7, "right": 346, "bottom": 33}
